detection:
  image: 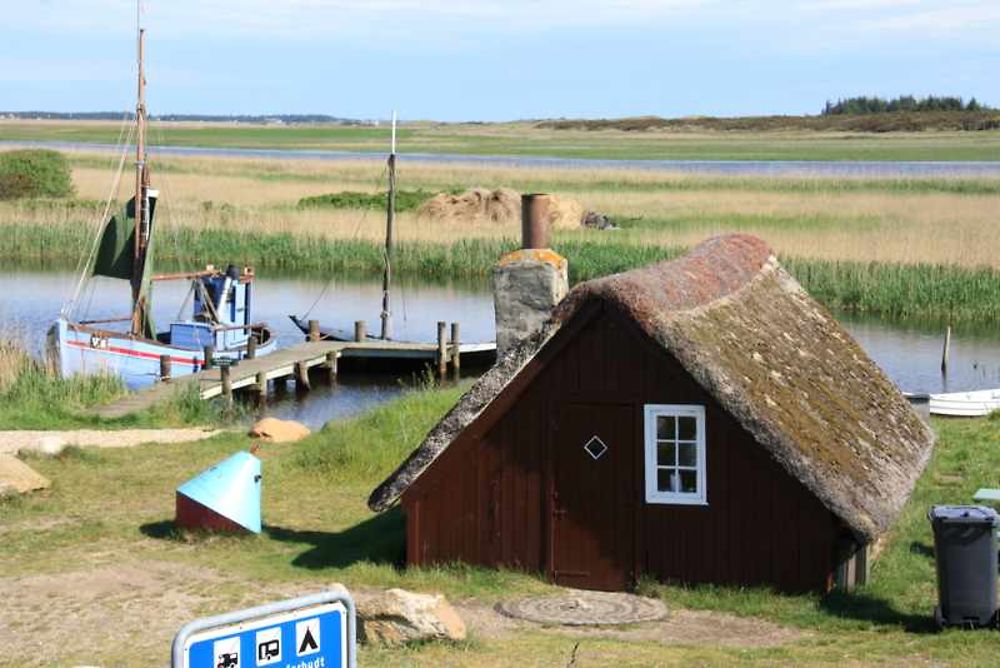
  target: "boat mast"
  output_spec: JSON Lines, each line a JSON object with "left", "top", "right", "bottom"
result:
{"left": 380, "top": 111, "right": 397, "bottom": 340}
{"left": 130, "top": 22, "right": 151, "bottom": 336}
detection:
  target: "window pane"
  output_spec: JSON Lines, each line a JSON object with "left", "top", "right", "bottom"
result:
{"left": 657, "top": 468, "right": 680, "bottom": 492}
{"left": 656, "top": 415, "right": 676, "bottom": 440}
{"left": 678, "top": 442, "right": 697, "bottom": 467}
{"left": 680, "top": 470, "right": 698, "bottom": 494}
{"left": 678, "top": 416, "right": 697, "bottom": 440}
{"left": 657, "top": 443, "right": 675, "bottom": 466}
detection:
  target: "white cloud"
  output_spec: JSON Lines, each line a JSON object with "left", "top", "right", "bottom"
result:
{"left": 860, "top": 3, "right": 1000, "bottom": 33}
{"left": 7, "top": 0, "right": 715, "bottom": 38}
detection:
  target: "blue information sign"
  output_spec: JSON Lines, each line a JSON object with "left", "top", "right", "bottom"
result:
{"left": 173, "top": 590, "right": 355, "bottom": 668}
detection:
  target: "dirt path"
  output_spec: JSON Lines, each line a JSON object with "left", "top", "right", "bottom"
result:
{"left": 0, "top": 557, "right": 805, "bottom": 666}
{"left": 0, "top": 428, "right": 224, "bottom": 455}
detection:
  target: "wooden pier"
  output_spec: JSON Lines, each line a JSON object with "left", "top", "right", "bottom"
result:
{"left": 92, "top": 324, "right": 480, "bottom": 419}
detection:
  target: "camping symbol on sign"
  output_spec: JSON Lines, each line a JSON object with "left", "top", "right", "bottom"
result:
{"left": 296, "top": 617, "right": 321, "bottom": 656}
{"left": 173, "top": 590, "right": 353, "bottom": 668}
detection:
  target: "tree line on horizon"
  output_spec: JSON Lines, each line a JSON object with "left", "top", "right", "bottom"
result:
{"left": 822, "top": 95, "right": 990, "bottom": 115}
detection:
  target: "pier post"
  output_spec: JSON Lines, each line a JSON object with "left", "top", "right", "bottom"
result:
{"left": 309, "top": 319, "right": 321, "bottom": 342}
{"left": 295, "top": 361, "right": 311, "bottom": 392}
{"left": 255, "top": 371, "right": 267, "bottom": 407}
{"left": 159, "top": 354, "right": 171, "bottom": 381}
{"left": 203, "top": 345, "right": 214, "bottom": 370}
{"left": 450, "top": 322, "right": 461, "bottom": 380}
{"left": 437, "top": 321, "right": 448, "bottom": 380}
{"left": 941, "top": 325, "right": 952, "bottom": 374}
{"left": 247, "top": 335, "right": 257, "bottom": 359}
{"left": 221, "top": 365, "right": 232, "bottom": 404}
{"left": 324, "top": 350, "right": 338, "bottom": 384}
{"left": 354, "top": 320, "right": 367, "bottom": 342}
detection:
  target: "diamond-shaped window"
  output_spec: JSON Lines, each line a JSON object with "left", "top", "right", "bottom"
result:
{"left": 584, "top": 435, "right": 608, "bottom": 460}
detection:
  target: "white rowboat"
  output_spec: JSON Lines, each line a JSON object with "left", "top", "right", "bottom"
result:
{"left": 928, "top": 389, "right": 1000, "bottom": 417}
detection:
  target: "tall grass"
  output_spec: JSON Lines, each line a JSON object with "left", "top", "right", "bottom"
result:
{"left": 291, "top": 380, "right": 465, "bottom": 479}
{"left": 0, "top": 337, "right": 126, "bottom": 429}
{"left": 784, "top": 258, "right": 1000, "bottom": 322}
{"left": 1, "top": 216, "right": 997, "bottom": 323}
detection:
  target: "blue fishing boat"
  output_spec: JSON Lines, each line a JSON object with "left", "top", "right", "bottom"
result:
{"left": 51, "top": 22, "right": 276, "bottom": 389}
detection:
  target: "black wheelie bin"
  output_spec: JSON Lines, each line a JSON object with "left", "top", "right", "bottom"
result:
{"left": 928, "top": 505, "right": 999, "bottom": 629}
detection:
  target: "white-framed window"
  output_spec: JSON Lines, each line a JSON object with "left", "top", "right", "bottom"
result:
{"left": 643, "top": 404, "right": 707, "bottom": 505}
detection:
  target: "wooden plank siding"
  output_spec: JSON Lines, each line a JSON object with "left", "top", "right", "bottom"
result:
{"left": 402, "top": 301, "right": 845, "bottom": 592}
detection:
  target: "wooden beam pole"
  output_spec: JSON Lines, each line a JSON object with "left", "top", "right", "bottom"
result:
{"left": 450, "top": 322, "right": 461, "bottom": 380}
{"left": 437, "top": 321, "right": 448, "bottom": 380}
{"left": 295, "top": 361, "right": 310, "bottom": 392}
{"left": 324, "top": 350, "right": 338, "bottom": 384}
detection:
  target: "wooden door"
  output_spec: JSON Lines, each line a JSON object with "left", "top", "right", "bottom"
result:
{"left": 549, "top": 402, "right": 635, "bottom": 590}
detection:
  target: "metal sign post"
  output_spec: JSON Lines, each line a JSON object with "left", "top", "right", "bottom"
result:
{"left": 172, "top": 589, "right": 356, "bottom": 668}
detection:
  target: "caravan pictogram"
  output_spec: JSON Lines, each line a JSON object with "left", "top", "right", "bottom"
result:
{"left": 255, "top": 627, "right": 281, "bottom": 665}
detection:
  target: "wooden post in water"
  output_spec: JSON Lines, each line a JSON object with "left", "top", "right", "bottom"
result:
{"left": 450, "top": 322, "right": 461, "bottom": 381}
{"left": 308, "top": 319, "right": 321, "bottom": 342}
{"left": 380, "top": 111, "right": 397, "bottom": 341}
{"left": 255, "top": 371, "right": 267, "bottom": 406}
{"left": 355, "top": 320, "right": 367, "bottom": 342}
{"left": 247, "top": 335, "right": 257, "bottom": 360}
{"left": 295, "top": 361, "right": 310, "bottom": 392}
{"left": 159, "top": 354, "right": 171, "bottom": 381}
{"left": 203, "top": 345, "right": 214, "bottom": 370}
{"left": 941, "top": 325, "right": 952, "bottom": 374}
{"left": 324, "top": 350, "right": 338, "bottom": 384}
{"left": 221, "top": 365, "right": 232, "bottom": 404}
{"left": 437, "top": 321, "right": 448, "bottom": 380}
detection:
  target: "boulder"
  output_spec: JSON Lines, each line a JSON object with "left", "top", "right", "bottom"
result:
{"left": 357, "top": 588, "right": 466, "bottom": 647}
{"left": 247, "top": 418, "right": 311, "bottom": 443}
{"left": 0, "top": 454, "right": 51, "bottom": 497}
{"left": 581, "top": 210, "right": 616, "bottom": 230}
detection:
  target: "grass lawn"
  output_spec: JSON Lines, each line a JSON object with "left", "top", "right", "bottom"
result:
{"left": 4, "top": 120, "right": 1000, "bottom": 161}
{"left": 1, "top": 385, "right": 999, "bottom": 665}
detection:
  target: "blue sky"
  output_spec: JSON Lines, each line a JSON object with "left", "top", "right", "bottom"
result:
{"left": 2, "top": 1, "right": 998, "bottom": 121}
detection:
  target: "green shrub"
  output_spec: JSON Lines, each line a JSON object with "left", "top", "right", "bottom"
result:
{"left": 0, "top": 149, "right": 74, "bottom": 200}
{"left": 297, "top": 189, "right": 442, "bottom": 212}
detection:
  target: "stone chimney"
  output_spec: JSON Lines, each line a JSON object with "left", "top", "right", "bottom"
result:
{"left": 493, "top": 194, "right": 569, "bottom": 358}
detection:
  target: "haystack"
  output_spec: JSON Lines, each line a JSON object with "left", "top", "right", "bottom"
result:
{"left": 417, "top": 188, "right": 584, "bottom": 229}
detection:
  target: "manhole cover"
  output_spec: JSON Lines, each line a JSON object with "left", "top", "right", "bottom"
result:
{"left": 496, "top": 589, "right": 667, "bottom": 626}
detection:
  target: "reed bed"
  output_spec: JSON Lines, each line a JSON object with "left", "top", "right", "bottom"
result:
{"left": 57, "top": 153, "right": 1000, "bottom": 269}
{"left": 3, "top": 151, "right": 999, "bottom": 324}
{"left": 2, "top": 213, "right": 996, "bottom": 323}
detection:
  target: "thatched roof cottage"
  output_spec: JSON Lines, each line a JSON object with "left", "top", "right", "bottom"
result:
{"left": 369, "top": 234, "right": 934, "bottom": 592}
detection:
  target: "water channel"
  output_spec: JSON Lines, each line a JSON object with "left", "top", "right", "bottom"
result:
{"left": 2, "top": 269, "right": 998, "bottom": 428}
{"left": 5, "top": 140, "right": 1000, "bottom": 178}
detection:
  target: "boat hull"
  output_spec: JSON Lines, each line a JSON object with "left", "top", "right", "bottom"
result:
{"left": 53, "top": 318, "right": 277, "bottom": 389}
{"left": 928, "top": 389, "right": 1000, "bottom": 417}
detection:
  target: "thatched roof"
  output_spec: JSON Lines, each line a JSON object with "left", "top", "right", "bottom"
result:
{"left": 369, "top": 234, "right": 934, "bottom": 541}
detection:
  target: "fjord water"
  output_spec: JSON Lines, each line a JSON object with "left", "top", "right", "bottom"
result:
{"left": 3, "top": 269, "right": 998, "bottom": 427}
{"left": 6, "top": 140, "right": 1000, "bottom": 177}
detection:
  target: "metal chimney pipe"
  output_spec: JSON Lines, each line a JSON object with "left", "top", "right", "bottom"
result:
{"left": 521, "top": 194, "right": 551, "bottom": 249}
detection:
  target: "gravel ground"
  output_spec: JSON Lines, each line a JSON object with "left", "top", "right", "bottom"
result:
{"left": 0, "top": 428, "right": 223, "bottom": 455}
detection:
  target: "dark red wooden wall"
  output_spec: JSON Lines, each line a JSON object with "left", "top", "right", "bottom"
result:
{"left": 402, "top": 302, "right": 845, "bottom": 592}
